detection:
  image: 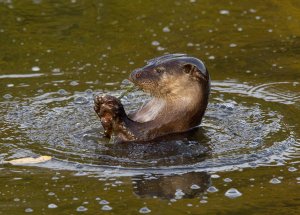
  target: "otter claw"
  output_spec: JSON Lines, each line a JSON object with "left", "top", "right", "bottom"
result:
{"left": 94, "top": 95, "right": 104, "bottom": 107}
{"left": 94, "top": 94, "right": 125, "bottom": 138}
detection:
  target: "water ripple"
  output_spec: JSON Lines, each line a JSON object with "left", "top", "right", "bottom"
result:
{"left": 1, "top": 80, "right": 299, "bottom": 176}
{"left": 212, "top": 81, "right": 300, "bottom": 105}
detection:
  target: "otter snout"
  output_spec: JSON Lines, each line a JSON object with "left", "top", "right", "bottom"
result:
{"left": 129, "top": 68, "right": 142, "bottom": 82}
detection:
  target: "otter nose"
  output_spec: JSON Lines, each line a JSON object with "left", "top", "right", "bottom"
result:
{"left": 135, "top": 71, "right": 141, "bottom": 78}
{"left": 132, "top": 68, "right": 142, "bottom": 80}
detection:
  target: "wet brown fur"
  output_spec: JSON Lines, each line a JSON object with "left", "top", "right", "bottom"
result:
{"left": 94, "top": 54, "right": 210, "bottom": 143}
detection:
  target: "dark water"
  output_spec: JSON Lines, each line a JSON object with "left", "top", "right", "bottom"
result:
{"left": 1, "top": 0, "right": 300, "bottom": 214}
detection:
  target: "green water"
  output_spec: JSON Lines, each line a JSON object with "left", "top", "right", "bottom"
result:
{"left": 1, "top": 0, "right": 300, "bottom": 214}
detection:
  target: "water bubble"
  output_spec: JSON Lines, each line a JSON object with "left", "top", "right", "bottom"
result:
{"left": 25, "top": 208, "right": 33, "bottom": 213}
{"left": 219, "top": 10, "right": 230, "bottom": 15}
{"left": 101, "top": 205, "right": 112, "bottom": 211}
{"left": 211, "top": 174, "right": 220, "bottom": 179}
{"left": 52, "top": 68, "right": 61, "bottom": 73}
{"left": 207, "top": 186, "right": 219, "bottom": 193}
{"left": 221, "top": 102, "right": 236, "bottom": 111}
{"left": 229, "top": 43, "right": 237, "bottom": 48}
{"left": 225, "top": 188, "right": 242, "bottom": 198}
{"left": 58, "top": 89, "right": 68, "bottom": 95}
{"left": 190, "top": 184, "right": 200, "bottom": 189}
{"left": 115, "top": 180, "right": 123, "bottom": 184}
{"left": 223, "top": 178, "right": 232, "bottom": 183}
{"left": 139, "top": 207, "right": 151, "bottom": 214}
{"left": 157, "top": 46, "right": 165, "bottom": 51}
{"left": 249, "top": 8, "right": 257, "bottom": 13}
{"left": 48, "top": 192, "right": 55, "bottom": 196}
{"left": 162, "top": 26, "right": 170, "bottom": 32}
{"left": 175, "top": 189, "right": 185, "bottom": 199}
{"left": 3, "top": 94, "right": 13, "bottom": 99}
{"left": 99, "top": 200, "right": 109, "bottom": 205}
{"left": 175, "top": 189, "right": 184, "bottom": 196}
{"left": 31, "top": 66, "right": 40, "bottom": 72}
{"left": 76, "top": 206, "right": 88, "bottom": 212}
{"left": 74, "top": 96, "right": 88, "bottom": 104}
{"left": 48, "top": 203, "right": 58, "bottom": 209}
{"left": 85, "top": 89, "right": 93, "bottom": 94}
{"left": 200, "top": 200, "right": 207, "bottom": 204}
{"left": 288, "top": 167, "right": 297, "bottom": 172}
{"left": 70, "top": 81, "right": 79, "bottom": 86}
{"left": 14, "top": 198, "right": 20, "bottom": 202}
{"left": 187, "top": 203, "right": 193, "bottom": 207}
{"left": 151, "top": 41, "right": 160, "bottom": 46}
{"left": 208, "top": 55, "right": 215, "bottom": 60}
{"left": 269, "top": 178, "right": 281, "bottom": 184}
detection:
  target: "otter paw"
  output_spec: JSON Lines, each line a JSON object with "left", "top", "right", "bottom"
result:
{"left": 94, "top": 95, "right": 124, "bottom": 137}
{"left": 94, "top": 95, "right": 121, "bottom": 116}
{"left": 94, "top": 95, "right": 107, "bottom": 114}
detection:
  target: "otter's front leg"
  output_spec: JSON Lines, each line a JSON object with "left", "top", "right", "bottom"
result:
{"left": 94, "top": 95, "right": 137, "bottom": 142}
{"left": 94, "top": 95, "right": 114, "bottom": 138}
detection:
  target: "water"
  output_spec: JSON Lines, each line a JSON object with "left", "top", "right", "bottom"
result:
{"left": 0, "top": 0, "right": 300, "bottom": 214}
{"left": 224, "top": 188, "right": 242, "bottom": 199}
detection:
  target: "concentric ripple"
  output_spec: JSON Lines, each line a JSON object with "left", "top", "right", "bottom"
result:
{"left": 213, "top": 80, "right": 300, "bottom": 105}
{"left": 1, "top": 80, "right": 299, "bottom": 176}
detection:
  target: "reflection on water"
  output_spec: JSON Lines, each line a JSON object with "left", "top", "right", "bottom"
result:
{"left": 0, "top": 73, "right": 44, "bottom": 79}
{"left": 133, "top": 172, "right": 210, "bottom": 199}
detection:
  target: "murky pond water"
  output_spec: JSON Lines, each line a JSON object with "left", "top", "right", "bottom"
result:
{"left": 1, "top": 0, "right": 300, "bottom": 214}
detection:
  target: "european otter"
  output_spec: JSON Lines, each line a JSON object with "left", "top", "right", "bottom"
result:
{"left": 94, "top": 54, "right": 210, "bottom": 143}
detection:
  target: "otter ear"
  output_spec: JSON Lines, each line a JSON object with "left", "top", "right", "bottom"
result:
{"left": 183, "top": 64, "right": 204, "bottom": 81}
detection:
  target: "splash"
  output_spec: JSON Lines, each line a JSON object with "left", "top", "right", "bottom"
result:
{"left": 1, "top": 80, "right": 299, "bottom": 176}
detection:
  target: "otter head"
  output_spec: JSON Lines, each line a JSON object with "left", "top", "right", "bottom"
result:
{"left": 129, "top": 54, "right": 210, "bottom": 99}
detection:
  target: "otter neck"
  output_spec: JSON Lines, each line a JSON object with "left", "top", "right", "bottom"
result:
{"left": 132, "top": 86, "right": 203, "bottom": 123}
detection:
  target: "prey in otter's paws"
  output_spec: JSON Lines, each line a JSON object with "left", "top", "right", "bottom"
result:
{"left": 94, "top": 54, "right": 210, "bottom": 143}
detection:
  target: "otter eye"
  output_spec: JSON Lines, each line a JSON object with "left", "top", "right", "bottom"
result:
{"left": 155, "top": 67, "right": 165, "bottom": 73}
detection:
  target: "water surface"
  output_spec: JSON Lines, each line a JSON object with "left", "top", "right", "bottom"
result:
{"left": 0, "top": 0, "right": 300, "bottom": 214}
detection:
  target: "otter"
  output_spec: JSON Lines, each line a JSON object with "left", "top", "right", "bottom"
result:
{"left": 94, "top": 54, "right": 210, "bottom": 143}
